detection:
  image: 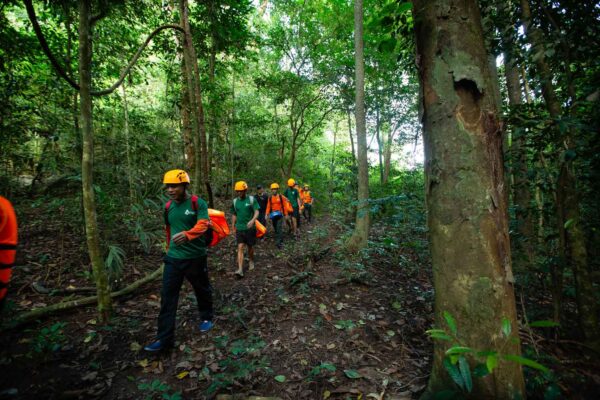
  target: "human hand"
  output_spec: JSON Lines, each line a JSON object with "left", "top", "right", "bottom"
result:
{"left": 246, "top": 220, "right": 254, "bottom": 229}
{"left": 172, "top": 232, "right": 188, "bottom": 245}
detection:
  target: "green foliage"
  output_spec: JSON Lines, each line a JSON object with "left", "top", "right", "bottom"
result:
{"left": 427, "top": 312, "right": 550, "bottom": 394}
{"left": 307, "top": 362, "right": 337, "bottom": 381}
{"left": 207, "top": 335, "right": 270, "bottom": 394}
{"left": 28, "top": 322, "right": 67, "bottom": 356}
{"left": 137, "top": 379, "right": 182, "bottom": 400}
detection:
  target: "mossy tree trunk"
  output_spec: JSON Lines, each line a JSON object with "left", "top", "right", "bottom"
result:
{"left": 413, "top": 0, "right": 525, "bottom": 397}
{"left": 346, "top": 0, "right": 369, "bottom": 252}
{"left": 520, "top": 0, "right": 599, "bottom": 348}
{"left": 79, "top": 0, "right": 112, "bottom": 321}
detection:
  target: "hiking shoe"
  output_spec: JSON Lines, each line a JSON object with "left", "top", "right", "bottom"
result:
{"left": 235, "top": 270, "right": 244, "bottom": 278}
{"left": 249, "top": 261, "right": 255, "bottom": 271}
{"left": 143, "top": 340, "right": 173, "bottom": 352}
{"left": 199, "top": 320, "right": 214, "bottom": 333}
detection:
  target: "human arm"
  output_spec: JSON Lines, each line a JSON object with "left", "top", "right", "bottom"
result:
{"left": 247, "top": 201, "right": 260, "bottom": 229}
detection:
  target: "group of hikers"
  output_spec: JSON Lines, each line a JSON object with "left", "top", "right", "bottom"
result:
{"left": 144, "top": 169, "right": 315, "bottom": 352}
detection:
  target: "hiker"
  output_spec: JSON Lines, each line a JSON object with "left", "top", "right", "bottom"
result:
{"left": 302, "top": 184, "right": 314, "bottom": 223}
{"left": 231, "top": 181, "right": 260, "bottom": 277}
{"left": 255, "top": 185, "right": 269, "bottom": 230}
{"left": 0, "top": 196, "right": 17, "bottom": 312}
{"left": 145, "top": 170, "right": 214, "bottom": 352}
{"left": 284, "top": 179, "right": 302, "bottom": 237}
{"left": 294, "top": 183, "right": 304, "bottom": 229}
{"left": 265, "top": 183, "right": 289, "bottom": 249}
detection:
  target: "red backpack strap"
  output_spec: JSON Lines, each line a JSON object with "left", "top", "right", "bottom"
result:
{"left": 164, "top": 200, "right": 173, "bottom": 226}
{"left": 191, "top": 195, "right": 199, "bottom": 212}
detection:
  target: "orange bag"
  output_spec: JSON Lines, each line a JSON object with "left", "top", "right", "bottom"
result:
{"left": 255, "top": 220, "right": 267, "bottom": 238}
{"left": 207, "top": 209, "right": 230, "bottom": 247}
{"left": 284, "top": 198, "right": 294, "bottom": 214}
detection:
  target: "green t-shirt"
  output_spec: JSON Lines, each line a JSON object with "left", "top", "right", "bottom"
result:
{"left": 166, "top": 196, "right": 210, "bottom": 259}
{"left": 284, "top": 188, "right": 300, "bottom": 209}
{"left": 231, "top": 195, "right": 260, "bottom": 231}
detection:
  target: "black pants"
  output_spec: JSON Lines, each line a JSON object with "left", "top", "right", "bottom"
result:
{"left": 303, "top": 203, "right": 312, "bottom": 222}
{"left": 156, "top": 255, "right": 213, "bottom": 343}
{"left": 293, "top": 207, "right": 301, "bottom": 228}
{"left": 272, "top": 216, "right": 284, "bottom": 247}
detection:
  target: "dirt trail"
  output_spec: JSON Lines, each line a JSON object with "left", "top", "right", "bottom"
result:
{"left": 0, "top": 210, "right": 433, "bottom": 399}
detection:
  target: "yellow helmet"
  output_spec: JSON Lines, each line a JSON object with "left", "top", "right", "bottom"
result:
{"left": 163, "top": 169, "right": 190, "bottom": 184}
{"left": 304, "top": 184, "right": 309, "bottom": 189}
{"left": 270, "top": 183, "right": 280, "bottom": 190}
{"left": 234, "top": 181, "right": 248, "bottom": 191}
{"left": 287, "top": 178, "right": 295, "bottom": 187}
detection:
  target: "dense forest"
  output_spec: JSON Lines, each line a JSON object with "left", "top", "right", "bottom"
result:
{"left": 0, "top": 0, "right": 599, "bottom": 399}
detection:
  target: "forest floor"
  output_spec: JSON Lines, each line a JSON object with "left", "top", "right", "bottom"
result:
{"left": 1, "top": 200, "right": 599, "bottom": 399}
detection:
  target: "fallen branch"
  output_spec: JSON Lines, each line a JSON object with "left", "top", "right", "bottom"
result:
{"left": 2, "top": 265, "right": 163, "bottom": 330}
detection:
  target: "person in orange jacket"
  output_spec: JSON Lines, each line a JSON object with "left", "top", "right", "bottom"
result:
{"left": 265, "top": 183, "right": 289, "bottom": 249}
{"left": 301, "top": 184, "right": 314, "bottom": 223}
{"left": 0, "top": 196, "right": 17, "bottom": 312}
{"left": 145, "top": 170, "right": 214, "bottom": 352}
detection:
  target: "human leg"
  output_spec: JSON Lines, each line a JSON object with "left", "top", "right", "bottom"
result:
{"left": 184, "top": 256, "right": 213, "bottom": 322}
{"left": 156, "top": 256, "right": 185, "bottom": 344}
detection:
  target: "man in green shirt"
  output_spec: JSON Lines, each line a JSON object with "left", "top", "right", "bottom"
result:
{"left": 231, "top": 181, "right": 260, "bottom": 277}
{"left": 231, "top": 181, "right": 260, "bottom": 278}
{"left": 145, "top": 170, "right": 214, "bottom": 352}
{"left": 284, "top": 178, "right": 302, "bottom": 237}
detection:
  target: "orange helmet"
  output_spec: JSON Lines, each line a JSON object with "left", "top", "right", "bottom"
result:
{"left": 163, "top": 169, "right": 190, "bottom": 184}
{"left": 270, "top": 183, "right": 280, "bottom": 190}
{"left": 234, "top": 181, "right": 248, "bottom": 191}
{"left": 287, "top": 178, "right": 295, "bottom": 187}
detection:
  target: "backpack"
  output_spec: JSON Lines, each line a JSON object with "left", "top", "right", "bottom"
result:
{"left": 164, "top": 195, "right": 229, "bottom": 247}
{"left": 233, "top": 195, "right": 254, "bottom": 210}
{"left": 268, "top": 194, "right": 292, "bottom": 215}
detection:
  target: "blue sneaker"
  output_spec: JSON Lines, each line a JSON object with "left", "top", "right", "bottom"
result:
{"left": 199, "top": 320, "right": 214, "bottom": 333}
{"left": 143, "top": 340, "right": 173, "bottom": 352}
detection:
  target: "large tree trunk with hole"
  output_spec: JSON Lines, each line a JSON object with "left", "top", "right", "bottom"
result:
{"left": 346, "top": 0, "right": 369, "bottom": 252}
{"left": 413, "top": 1, "right": 525, "bottom": 397}
{"left": 79, "top": 0, "right": 112, "bottom": 321}
{"left": 520, "top": 0, "right": 599, "bottom": 349}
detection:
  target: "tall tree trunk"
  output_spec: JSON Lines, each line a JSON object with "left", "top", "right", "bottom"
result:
{"left": 121, "top": 82, "right": 135, "bottom": 204}
{"left": 180, "top": 56, "right": 195, "bottom": 171}
{"left": 79, "top": 0, "right": 112, "bottom": 321}
{"left": 383, "top": 125, "right": 393, "bottom": 184}
{"left": 505, "top": 53, "right": 535, "bottom": 268}
{"left": 346, "top": 0, "right": 369, "bottom": 252}
{"left": 413, "top": 0, "right": 525, "bottom": 397}
{"left": 179, "top": 0, "right": 213, "bottom": 206}
{"left": 329, "top": 120, "right": 338, "bottom": 203}
{"left": 347, "top": 109, "right": 356, "bottom": 166}
{"left": 521, "top": 0, "right": 599, "bottom": 348}
{"left": 375, "top": 101, "right": 384, "bottom": 184}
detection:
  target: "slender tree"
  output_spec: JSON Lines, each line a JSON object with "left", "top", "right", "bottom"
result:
{"left": 412, "top": 0, "right": 525, "bottom": 396}
{"left": 346, "top": 0, "right": 369, "bottom": 252}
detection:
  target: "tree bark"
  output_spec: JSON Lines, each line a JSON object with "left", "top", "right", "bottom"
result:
{"left": 383, "top": 125, "right": 394, "bottom": 185}
{"left": 504, "top": 53, "right": 535, "bottom": 267}
{"left": 121, "top": 83, "right": 135, "bottom": 204}
{"left": 179, "top": 0, "right": 212, "bottom": 206}
{"left": 375, "top": 100, "right": 384, "bottom": 184}
{"left": 78, "top": 0, "right": 112, "bottom": 321}
{"left": 346, "top": 0, "right": 369, "bottom": 252}
{"left": 413, "top": 0, "right": 525, "bottom": 397}
{"left": 347, "top": 109, "right": 356, "bottom": 166}
{"left": 180, "top": 56, "right": 195, "bottom": 171}
{"left": 520, "top": 0, "right": 599, "bottom": 348}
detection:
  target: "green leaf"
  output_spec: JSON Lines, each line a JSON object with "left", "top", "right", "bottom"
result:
{"left": 502, "top": 354, "right": 549, "bottom": 373}
{"left": 274, "top": 375, "right": 286, "bottom": 383}
{"left": 445, "top": 346, "right": 473, "bottom": 355}
{"left": 529, "top": 320, "right": 560, "bottom": 328}
{"left": 458, "top": 356, "right": 472, "bottom": 393}
{"left": 443, "top": 357, "right": 464, "bottom": 390}
{"left": 443, "top": 311, "right": 458, "bottom": 336}
{"left": 501, "top": 318, "right": 512, "bottom": 338}
{"left": 486, "top": 354, "right": 498, "bottom": 373}
{"left": 344, "top": 369, "right": 362, "bottom": 379}
{"left": 563, "top": 219, "right": 574, "bottom": 229}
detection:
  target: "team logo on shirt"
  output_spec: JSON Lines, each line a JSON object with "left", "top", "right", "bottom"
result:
{"left": 185, "top": 210, "right": 196, "bottom": 215}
